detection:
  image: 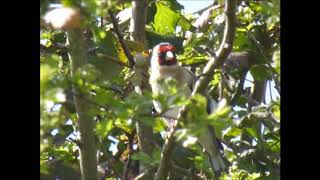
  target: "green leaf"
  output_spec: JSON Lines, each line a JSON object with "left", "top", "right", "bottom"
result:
{"left": 147, "top": 2, "right": 157, "bottom": 24}
{"left": 270, "top": 100, "right": 280, "bottom": 120}
{"left": 222, "top": 127, "right": 242, "bottom": 139}
{"left": 89, "top": 29, "right": 123, "bottom": 81}
{"left": 131, "top": 152, "right": 152, "bottom": 164}
{"left": 40, "top": 153, "right": 49, "bottom": 174}
{"left": 207, "top": 117, "right": 232, "bottom": 138}
{"left": 193, "top": 154, "right": 214, "bottom": 178}
{"left": 177, "top": 15, "right": 191, "bottom": 31}
{"left": 153, "top": 118, "right": 166, "bottom": 132}
{"left": 206, "top": 100, "right": 232, "bottom": 137}
{"left": 186, "top": 94, "right": 208, "bottom": 128}
{"left": 153, "top": 0, "right": 188, "bottom": 35}
{"left": 250, "top": 65, "right": 272, "bottom": 81}
{"left": 61, "top": 0, "right": 78, "bottom": 7}
{"left": 146, "top": 30, "right": 184, "bottom": 52}
{"left": 52, "top": 32, "right": 66, "bottom": 44}
{"left": 245, "top": 127, "right": 258, "bottom": 139}
{"left": 234, "top": 32, "right": 251, "bottom": 51}
{"left": 96, "top": 120, "right": 113, "bottom": 138}
{"left": 272, "top": 50, "right": 280, "bottom": 75}
{"left": 40, "top": 65, "right": 52, "bottom": 94}
{"left": 210, "top": 73, "right": 221, "bottom": 89}
{"left": 151, "top": 147, "right": 161, "bottom": 165}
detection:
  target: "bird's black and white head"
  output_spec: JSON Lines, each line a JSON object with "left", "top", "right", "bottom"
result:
{"left": 151, "top": 42, "right": 177, "bottom": 69}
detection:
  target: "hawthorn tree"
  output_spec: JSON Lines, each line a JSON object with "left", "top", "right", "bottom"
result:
{"left": 40, "top": 0, "right": 280, "bottom": 179}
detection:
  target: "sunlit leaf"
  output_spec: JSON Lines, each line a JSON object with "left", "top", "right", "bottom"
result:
{"left": 96, "top": 120, "right": 113, "bottom": 138}
{"left": 153, "top": 0, "right": 189, "bottom": 35}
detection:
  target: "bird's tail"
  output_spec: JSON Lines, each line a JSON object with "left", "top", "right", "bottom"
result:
{"left": 198, "top": 128, "right": 226, "bottom": 177}
{"left": 209, "top": 152, "right": 225, "bottom": 177}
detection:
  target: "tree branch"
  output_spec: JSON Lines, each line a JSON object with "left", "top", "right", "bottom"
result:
{"left": 129, "top": 1, "right": 148, "bottom": 46}
{"left": 128, "top": 1, "right": 156, "bottom": 179}
{"left": 67, "top": 29, "right": 97, "bottom": 180}
{"left": 155, "top": 0, "right": 237, "bottom": 179}
{"left": 192, "top": 0, "right": 236, "bottom": 96}
{"left": 108, "top": 10, "right": 135, "bottom": 68}
{"left": 154, "top": 119, "right": 179, "bottom": 180}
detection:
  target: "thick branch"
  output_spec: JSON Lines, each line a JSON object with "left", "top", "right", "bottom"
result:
{"left": 129, "top": 0, "right": 148, "bottom": 46}
{"left": 250, "top": 80, "right": 267, "bottom": 106}
{"left": 192, "top": 0, "right": 237, "bottom": 96}
{"left": 154, "top": 120, "right": 179, "bottom": 180}
{"left": 128, "top": 1, "right": 155, "bottom": 179}
{"left": 193, "top": 4, "right": 224, "bottom": 32}
{"left": 66, "top": 29, "right": 97, "bottom": 180}
{"left": 155, "top": 0, "right": 237, "bottom": 179}
{"left": 108, "top": 10, "right": 135, "bottom": 68}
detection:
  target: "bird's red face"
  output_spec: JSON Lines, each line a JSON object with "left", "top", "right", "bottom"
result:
{"left": 156, "top": 44, "right": 177, "bottom": 66}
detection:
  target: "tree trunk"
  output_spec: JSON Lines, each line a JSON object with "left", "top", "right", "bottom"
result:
{"left": 66, "top": 29, "right": 97, "bottom": 180}
{"left": 129, "top": 1, "right": 155, "bottom": 179}
{"left": 130, "top": 0, "right": 147, "bottom": 46}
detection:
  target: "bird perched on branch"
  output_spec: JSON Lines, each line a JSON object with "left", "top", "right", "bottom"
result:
{"left": 149, "top": 42, "right": 225, "bottom": 176}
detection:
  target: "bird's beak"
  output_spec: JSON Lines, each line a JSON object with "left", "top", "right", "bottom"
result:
{"left": 165, "top": 51, "right": 174, "bottom": 61}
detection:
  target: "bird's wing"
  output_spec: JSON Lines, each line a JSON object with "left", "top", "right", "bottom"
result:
{"left": 180, "top": 66, "right": 198, "bottom": 91}
{"left": 180, "top": 66, "right": 219, "bottom": 114}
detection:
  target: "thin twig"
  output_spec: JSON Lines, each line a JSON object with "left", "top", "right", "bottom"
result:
{"left": 179, "top": 55, "right": 209, "bottom": 62}
{"left": 123, "top": 130, "right": 136, "bottom": 180}
{"left": 152, "top": 112, "right": 179, "bottom": 120}
{"left": 100, "top": 16, "right": 103, "bottom": 28}
{"left": 108, "top": 10, "right": 135, "bottom": 68}
{"left": 183, "top": 61, "right": 207, "bottom": 67}
{"left": 40, "top": 42, "right": 67, "bottom": 53}
{"left": 269, "top": 139, "right": 280, "bottom": 149}
{"left": 66, "top": 138, "right": 82, "bottom": 148}
{"left": 245, "top": 78, "right": 254, "bottom": 83}
{"left": 219, "top": 73, "right": 224, "bottom": 100}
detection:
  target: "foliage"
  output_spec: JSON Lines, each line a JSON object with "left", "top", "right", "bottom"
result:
{"left": 40, "top": 0, "right": 280, "bottom": 179}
